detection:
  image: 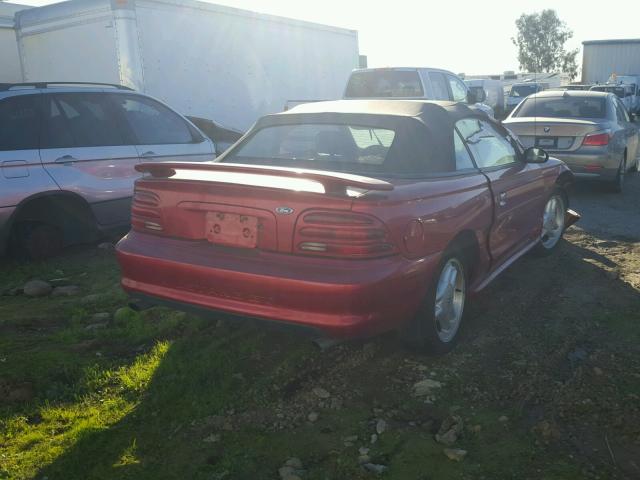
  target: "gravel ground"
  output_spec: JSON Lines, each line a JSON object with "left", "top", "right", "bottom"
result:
{"left": 570, "top": 142, "right": 640, "bottom": 241}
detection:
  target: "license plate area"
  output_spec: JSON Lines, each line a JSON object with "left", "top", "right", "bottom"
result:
{"left": 536, "top": 137, "right": 558, "bottom": 148}
{"left": 205, "top": 212, "right": 258, "bottom": 248}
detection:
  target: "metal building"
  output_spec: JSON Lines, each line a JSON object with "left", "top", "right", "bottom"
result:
{"left": 582, "top": 38, "right": 640, "bottom": 84}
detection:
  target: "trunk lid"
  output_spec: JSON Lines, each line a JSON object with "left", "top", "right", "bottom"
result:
{"left": 504, "top": 117, "right": 607, "bottom": 152}
{"left": 131, "top": 162, "right": 393, "bottom": 254}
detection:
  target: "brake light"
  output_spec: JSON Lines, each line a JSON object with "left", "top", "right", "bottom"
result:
{"left": 131, "top": 189, "right": 163, "bottom": 233}
{"left": 582, "top": 132, "right": 610, "bottom": 146}
{"left": 294, "top": 210, "right": 396, "bottom": 259}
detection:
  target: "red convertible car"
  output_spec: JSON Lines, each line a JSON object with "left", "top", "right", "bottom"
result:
{"left": 116, "top": 100, "right": 579, "bottom": 353}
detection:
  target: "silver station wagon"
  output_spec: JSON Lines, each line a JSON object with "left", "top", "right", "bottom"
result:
{"left": 504, "top": 90, "right": 639, "bottom": 192}
{"left": 0, "top": 82, "right": 215, "bottom": 259}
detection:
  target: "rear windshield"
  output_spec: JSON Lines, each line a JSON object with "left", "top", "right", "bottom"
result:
{"left": 509, "top": 85, "right": 538, "bottom": 97}
{"left": 344, "top": 71, "right": 424, "bottom": 98}
{"left": 591, "top": 86, "right": 625, "bottom": 98}
{"left": 224, "top": 122, "right": 436, "bottom": 176}
{"left": 514, "top": 97, "right": 607, "bottom": 119}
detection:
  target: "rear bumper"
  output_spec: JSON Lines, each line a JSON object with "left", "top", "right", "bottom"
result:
{"left": 549, "top": 150, "right": 619, "bottom": 180}
{"left": 116, "top": 231, "right": 439, "bottom": 337}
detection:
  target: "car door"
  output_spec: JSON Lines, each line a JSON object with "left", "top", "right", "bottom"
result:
{"left": 614, "top": 97, "right": 639, "bottom": 166}
{"left": 39, "top": 92, "right": 140, "bottom": 226}
{"left": 108, "top": 93, "right": 215, "bottom": 163}
{"left": 0, "top": 93, "right": 60, "bottom": 210}
{"left": 457, "top": 118, "right": 546, "bottom": 266}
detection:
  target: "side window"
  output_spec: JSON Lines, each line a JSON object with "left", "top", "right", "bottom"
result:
{"left": 447, "top": 75, "right": 468, "bottom": 102}
{"left": 428, "top": 72, "right": 450, "bottom": 100}
{"left": 615, "top": 99, "right": 630, "bottom": 122}
{"left": 457, "top": 118, "right": 517, "bottom": 169}
{"left": 110, "top": 94, "right": 199, "bottom": 145}
{"left": 42, "top": 94, "right": 126, "bottom": 148}
{"left": 0, "top": 95, "right": 40, "bottom": 151}
{"left": 454, "top": 129, "right": 475, "bottom": 170}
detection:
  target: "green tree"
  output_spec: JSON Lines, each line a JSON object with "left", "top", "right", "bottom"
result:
{"left": 512, "top": 9, "right": 579, "bottom": 80}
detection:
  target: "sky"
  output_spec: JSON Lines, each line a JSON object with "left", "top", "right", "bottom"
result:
{"left": 9, "top": 0, "right": 640, "bottom": 75}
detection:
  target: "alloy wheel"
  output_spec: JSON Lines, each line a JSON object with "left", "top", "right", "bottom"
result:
{"left": 540, "top": 195, "right": 565, "bottom": 250}
{"left": 434, "top": 258, "right": 466, "bottom": 343}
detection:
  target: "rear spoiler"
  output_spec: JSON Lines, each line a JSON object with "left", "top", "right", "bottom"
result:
{"left": 135, "top": 162, "right": 394, "bottom": 195}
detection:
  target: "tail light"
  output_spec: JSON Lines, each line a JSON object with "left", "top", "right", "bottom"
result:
{"left": 131, "top": 189, "right": 163, "bottom": 233}
{"left": 294, "top": 210, "right": 396, "bottom": 259}
{"left": 582, "top": 132, "right": 610, "bottom": 146}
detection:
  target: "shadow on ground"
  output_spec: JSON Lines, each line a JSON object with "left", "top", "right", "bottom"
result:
{"left": 30, "top": 235, "right": 640, "bottom": 479}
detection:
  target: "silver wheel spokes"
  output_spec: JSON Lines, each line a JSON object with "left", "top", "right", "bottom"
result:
{"left": 434, "top": 259, "right": 465, "bottom": 343}
{"left": 541, "top": 196, "right": 565, "bottom": 249}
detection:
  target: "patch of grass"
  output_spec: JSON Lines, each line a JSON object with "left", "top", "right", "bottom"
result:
{"left": 1, "top": 240, "right": 636, "bottom": 479}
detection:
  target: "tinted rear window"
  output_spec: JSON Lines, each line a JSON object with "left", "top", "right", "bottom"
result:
{"left": 510, "top": 85, "right": 537, "bottom": 97}
{"left": 515, "top": 97, "right": 607, "bottom": 119}
{"left": 224, "top": 121, "right": 439, "bottom": 175}
{"left": 41, "top": 94, "right": 127, "bottom": 148}
{"left": 0, "top": 95, "right": 40, "bottom": 151}
{"left": 345, "top": 71, "right": 424, "bottom": 98}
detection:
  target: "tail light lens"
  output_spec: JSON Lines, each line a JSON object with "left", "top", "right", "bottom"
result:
{"left": 294, "top": 210, "right": 396, "bottom": 259}
{"left": 582, "top": 132, "right": 610, "bottom": 146}
{"left": 131, "top": 189, "right": 163, "bottom": 233}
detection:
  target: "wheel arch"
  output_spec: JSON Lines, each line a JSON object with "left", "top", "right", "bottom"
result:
{"left": 555, "top": 171, "right": 573, "bottom": 205}
{"left": 444, "top": 229, "right": 482, "bottom": 284}
{"left": 6, "top": 190, "right": 99, "bottom": 247}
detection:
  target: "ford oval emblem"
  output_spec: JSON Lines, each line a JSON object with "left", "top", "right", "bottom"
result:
{"left": 543, "top": 126, "right": 551, "bottom": 133}
{"left": 275, "top": 206, "right": 294, "bottom": 215}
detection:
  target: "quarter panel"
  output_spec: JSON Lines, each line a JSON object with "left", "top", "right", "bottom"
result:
{"left": 351, "top": 173, "right": 493, "bottom": 280}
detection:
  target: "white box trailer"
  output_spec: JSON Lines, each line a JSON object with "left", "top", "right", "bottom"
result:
{"left": 14, "top": 0, "right": 359, "bottom": 131}
{"left": 582, "top": 39, "right": 640, "bottom": 85}
{"left": 0, "top": 2, "right": 31, "bottom": 83}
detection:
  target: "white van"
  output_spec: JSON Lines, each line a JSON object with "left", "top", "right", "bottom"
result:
{"left": 343, "top": 67, "right": 491, "bottom": 117}
{"left": 464, "top": 79, "right": 505, "bottom": 118}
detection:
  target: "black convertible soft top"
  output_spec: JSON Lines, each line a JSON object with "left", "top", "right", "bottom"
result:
{"left": 250, "top": 100, "right": 490, "bottom": 175}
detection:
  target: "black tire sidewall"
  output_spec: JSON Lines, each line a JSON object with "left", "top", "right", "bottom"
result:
{"left": 24, "top": 224, "right": 63, "bottom": 260}
{"left": 402, "top": 253, "right": 468, "bottom": 355}
{"left": 533, "top": 189, "right": 567, "bottom": 257}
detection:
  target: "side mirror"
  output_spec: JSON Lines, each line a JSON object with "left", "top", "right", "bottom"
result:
{"left": 524, "top": 146, "right": 549, "bottom": 163}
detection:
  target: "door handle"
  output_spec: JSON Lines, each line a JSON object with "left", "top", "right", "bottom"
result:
{"left": 54, "top": 155, "right": 76, "bottom": 165}
{"left": 498, "top": 192, "right": 507, "bottom": 207}
{"left": 141, "top": 151, "right": 156, "bottom": 158}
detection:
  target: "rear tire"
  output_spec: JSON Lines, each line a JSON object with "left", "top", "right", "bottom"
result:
{"left": 532, "top": 188, "right": 566, "bottom": 257}
{"left": 401, "top": 252, "right": 467, "bottom": 355}
{"left": 11, "top": 222, "right": 64, "bottom": 260}
{"left": 632, "top": 151, "right": 640, "bottom": 172}
{"left": 609, "top": 155, "right": 626, "bottom": 193}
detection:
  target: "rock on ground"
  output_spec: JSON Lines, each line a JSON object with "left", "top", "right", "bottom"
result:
{"left": 23, "top": 280, "right": 52, "bottom": 297}
{"left": 413, "top": 378, "right": 443, "bottom": 396}
{"left": 91, "top": 312, "right": 111, "bottom": 322}
{"left": 312, "top": 387, "right": 331, "bottom": 399}
{"left": 363, "top": 463, "right": 388, "bottom": 474}
{"left": 443, "top": 448, "right": 467, "bottom": 461}
{"left": 435, "top": 415, "right": 464, "bottom": 445}
{"left": 51, "top": 285, "right": 81, "bottom": 297}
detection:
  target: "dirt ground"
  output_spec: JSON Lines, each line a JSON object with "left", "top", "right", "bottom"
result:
{"left": 1, "top": 172, "right": 639, "bottom": 479}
